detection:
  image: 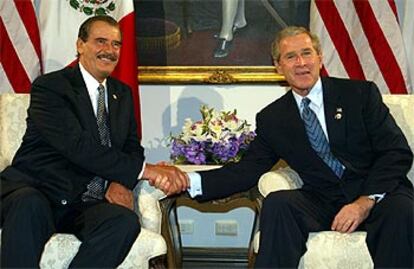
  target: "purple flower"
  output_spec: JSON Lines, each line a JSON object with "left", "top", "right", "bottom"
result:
{"left": 183, "top": 140, "right": 207, "bottom": 164}
{"left": 210, "top": 137, "right": 240, "bottom": 163}
{"left": 169, "top": 106, "right": 256, "bottom": 165}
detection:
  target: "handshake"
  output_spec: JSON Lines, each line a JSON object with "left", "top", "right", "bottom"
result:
{"left": 105, "top": 162, "right": 188, "bottom": 210}
{"left": 142, "top": 162, "right": 189, "bottom": 196}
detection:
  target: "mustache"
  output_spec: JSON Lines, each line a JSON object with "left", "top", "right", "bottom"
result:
{"left": 97, "top": 53, "right": 118, "bottom": 62}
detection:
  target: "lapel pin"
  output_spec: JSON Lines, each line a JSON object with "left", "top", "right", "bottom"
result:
{"left": 112, "top": 94, "right": 117, "bottom": 100}
{"left": 335, "top": 107, "right": 343, "bottom": 120}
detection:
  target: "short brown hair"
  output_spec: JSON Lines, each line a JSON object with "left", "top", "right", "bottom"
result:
{"left": 271, "top": 26, "right": 321, "bottom": 62}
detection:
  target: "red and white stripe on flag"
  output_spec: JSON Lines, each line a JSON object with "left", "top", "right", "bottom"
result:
{"left": 0, "top": 0, "right": 41, "bottom": 94}
{"left": 37, "top": 0, "right": 141, "bottom": 136}
{"left": 401, "top": 0, "right": 414, "bottom": 91}
{"left": 310, "top": 0, "right": 411, "bottom": 94}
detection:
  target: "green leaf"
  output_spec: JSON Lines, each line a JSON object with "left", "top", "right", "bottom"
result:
{"left": 70, "top": 0, "right": 79, "bottom": 9}
{"left": 83, "top": 7, "right": 93, "bottom": 15}
{"left": 174, "top": 156, "right": 187, "bottom": 164}
{"left": 95, "top": 7, "right": 106, "bottom": 15}
{"left": 107, "top": 2, "right": 116, "bottom": 11}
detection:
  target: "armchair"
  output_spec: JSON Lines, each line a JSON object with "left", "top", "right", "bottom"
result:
{"left": 0, "top": 93, "right": 167, "bottom": 269}
{"left": 250, "top": 95, "right": 414, "bottom": 268}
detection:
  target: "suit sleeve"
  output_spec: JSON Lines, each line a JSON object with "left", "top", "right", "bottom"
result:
{"left": 361, "top": 82, "right": 413, "bottom": 194}
{"left": 28, "top": 75, "right": 144, "bottom": 190}
{"left": 196, "top": 112, "right": 280, "bottom": 201}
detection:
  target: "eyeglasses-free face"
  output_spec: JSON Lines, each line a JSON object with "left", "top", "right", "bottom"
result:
{"left": 76, "top": 20, "right": 122, "bottom": 82}
{"left": 275, "top": 33, "right": 323, "bottom": 96}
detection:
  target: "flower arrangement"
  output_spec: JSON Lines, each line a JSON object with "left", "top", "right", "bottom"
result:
{"left": 169, "top": 105, "right": 256, "bottom": 165}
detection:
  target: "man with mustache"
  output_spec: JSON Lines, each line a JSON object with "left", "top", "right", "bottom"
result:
{"left": 0, "top": 15, "right": 188, "bottom": 268}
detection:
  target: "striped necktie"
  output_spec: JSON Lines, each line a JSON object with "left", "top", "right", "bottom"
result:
{"left": 82, "top": 84, "right": 111, "bottom": 201}
{"left": 301, "top": 98, "right": 344, "bottom": 178}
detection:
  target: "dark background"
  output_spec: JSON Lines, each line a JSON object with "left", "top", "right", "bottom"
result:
{"left": 134, "top": 0, "right": 310, "bottom": 66}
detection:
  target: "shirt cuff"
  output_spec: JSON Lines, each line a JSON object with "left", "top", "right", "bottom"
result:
{"left": 368, "top": 193, "right": 386, "bottom": 203}
{"left": 137, "top": 162, "right": 146, "bottom": 180}
{"left": 187, "top": 172, "right": 203, "bottom": 198}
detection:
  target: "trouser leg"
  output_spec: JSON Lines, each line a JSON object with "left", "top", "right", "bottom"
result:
{"left": 1, "top": 186, "right": 55, "bottom": 268}
{"left": 254, "top": 190, "right": 339, "bottom": 268}
{"left": 62, "top": 202, "right": 141, "bottom": 269}
{"left": 364, "top": 186, "right": 413, "bottom": 268}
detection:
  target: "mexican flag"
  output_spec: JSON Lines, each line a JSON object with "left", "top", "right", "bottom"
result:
{"left": 38, "top": 0, "right": 141, "bottom": 135}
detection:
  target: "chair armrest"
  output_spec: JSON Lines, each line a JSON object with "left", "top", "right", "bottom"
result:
{"left": 134, "top": 180, "right": 166, "bottom": 234}
{"left": 258, "top": 167, "right": 303, "bottom": 197}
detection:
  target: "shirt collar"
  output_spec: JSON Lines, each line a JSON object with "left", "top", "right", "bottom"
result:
{"left": 292, "top": 77, "right": 323, "bottom": 110}
{"left": 79, "top": 63, "right": 107, "bottom": 91}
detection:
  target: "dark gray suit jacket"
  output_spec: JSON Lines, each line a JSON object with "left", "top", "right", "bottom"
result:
{"left": 197, "top": 77, "right": 413, "bottom": 202}
{"left": 1, "top": 65, "right": 144, "bottom": 207}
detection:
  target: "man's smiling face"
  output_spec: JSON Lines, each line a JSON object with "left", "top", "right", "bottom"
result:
{"left": 76, "top": 20, "right": 122, "bottom": 82}
{"left": 275, "top": 33, "right": 322, "bottom": 96}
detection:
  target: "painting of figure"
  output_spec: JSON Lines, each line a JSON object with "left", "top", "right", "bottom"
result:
{"left": 134, "top": 0, "right": 310, "bottom": 66}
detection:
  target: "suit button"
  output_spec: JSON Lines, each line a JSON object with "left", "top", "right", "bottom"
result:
{"left": 61, "top": 199, "right": 67, "bottom": 205}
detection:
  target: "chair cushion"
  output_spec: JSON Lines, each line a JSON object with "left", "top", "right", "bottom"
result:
{"left": 382, "top": 95, "right": 414, "bottom": 182}
{"left": 0, "top": 93, "right": 29, "bottom": 171}
{"left": 300, "top": 231, "right": 373, "bottom": 269}
{"left": 135, "top": 180, "right": 166, "bottom": 234}
{"left": 253, "top": 231, "right": 373, "bottom": 269}
{"left": 258, "top": 167, "right": 303, "bottom": 197}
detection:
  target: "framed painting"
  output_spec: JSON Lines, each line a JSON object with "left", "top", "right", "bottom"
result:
{"left": 134, "top": 0, "right": 310, "bottom": 84}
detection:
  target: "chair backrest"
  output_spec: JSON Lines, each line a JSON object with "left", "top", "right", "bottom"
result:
{"left": 382, "top": 95, "right": 414, "bottom": 183}
{"left": 0, "top": 93, "right": 30, "bottom": 171}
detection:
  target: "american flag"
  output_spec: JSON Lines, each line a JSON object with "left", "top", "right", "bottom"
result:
{"left": 0, "top": 0, "right": 41, "bottom": 94}
{"left": 310, "top": 0, "right": 411, "bottom": 94}
{"left": 0, "top": 0, "right": 141, "bottom": 136}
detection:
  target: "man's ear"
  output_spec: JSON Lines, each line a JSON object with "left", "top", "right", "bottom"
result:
{"left": 273, "top": 59, "right": 282, "bottom": 74}
{"left": 76, "top": 38, "right": 84, "bottom": 56}
{"left": 318, "top": 53, "right": 323, "bottom": 69}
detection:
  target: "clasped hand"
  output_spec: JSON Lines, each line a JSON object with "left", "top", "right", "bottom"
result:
{"left": 143, "top": 163, "right": 189, "bottom": 195}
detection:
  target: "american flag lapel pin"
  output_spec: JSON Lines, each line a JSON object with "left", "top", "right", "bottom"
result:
{"left": 335, "top": 108, "right": 342, "bottom": 120}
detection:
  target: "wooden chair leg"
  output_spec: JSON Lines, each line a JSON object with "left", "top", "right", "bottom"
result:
{"left": 149, "top": 254, "right": 167, "bottom": 269}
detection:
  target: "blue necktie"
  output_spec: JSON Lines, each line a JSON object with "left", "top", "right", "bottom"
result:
{"left": 301, "top": 98, "right": 344, "bottom": 178}
{"left": 82, "top": 84, "right": 111, "bottom": 201}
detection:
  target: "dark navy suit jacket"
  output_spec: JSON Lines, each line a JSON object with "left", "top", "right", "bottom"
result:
{"left": 1, "top": 65, "right": 144, "bottom": 207}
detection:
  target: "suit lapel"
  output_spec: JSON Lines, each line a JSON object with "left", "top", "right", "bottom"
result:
{"left": 69, "top": 66, "right": 101, "bottom": 142}
{"left": 282, "top": 91, "right": 314, "bottom": 153}
{"left": 322, "top": 77, "right": 346, "bottom": 152}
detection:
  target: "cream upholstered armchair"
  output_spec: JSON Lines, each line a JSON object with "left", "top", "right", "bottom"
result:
{"left": 251, "top": 95, "right": 414, "bottom": 269}
{"left": 0, "top": 93, "right": 167, "bottom": 269}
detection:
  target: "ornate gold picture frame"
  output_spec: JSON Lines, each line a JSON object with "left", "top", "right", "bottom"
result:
{"left": 138, "top": 66, "right": 286, "bottom": 84}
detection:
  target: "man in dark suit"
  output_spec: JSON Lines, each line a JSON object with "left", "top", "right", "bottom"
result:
{"left": 179, "top": 26, "right": 413, "bottom": 268}
{"left": 0, "top": 15, "right": 188, "bottom": 268}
